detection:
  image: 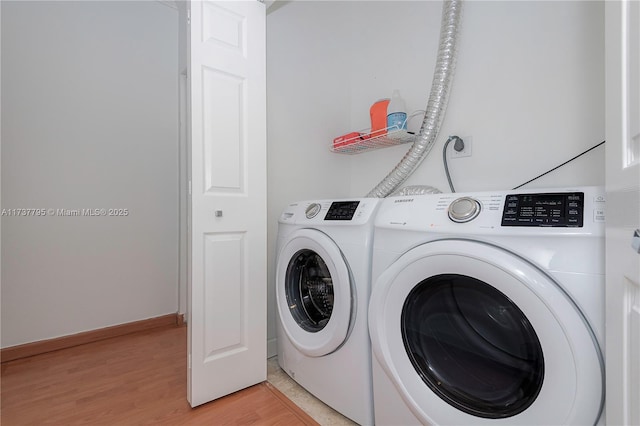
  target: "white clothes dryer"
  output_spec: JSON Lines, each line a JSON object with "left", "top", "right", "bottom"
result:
{"left": 276, "top": 198, "right": 380, "bottom": 426}
{"left": 368, "top": 187, "right": 605, "bottom": 426}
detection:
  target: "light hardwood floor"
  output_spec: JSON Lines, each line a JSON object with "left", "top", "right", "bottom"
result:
{"left": 0, "top": 325, "right": 318, "bottom": 425}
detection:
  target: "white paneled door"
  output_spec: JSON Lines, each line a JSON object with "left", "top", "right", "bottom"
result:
{"left": 187, "top": 0, "right": 267, "bottom": 407}
{"left": 605, "top": 0, "right": 640, "bottom": 424}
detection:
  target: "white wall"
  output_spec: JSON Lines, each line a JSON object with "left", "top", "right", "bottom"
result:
{"left": 346, "top": 1, "right": 605, "bottom": 195}
{"left": 266, "top": 0, "right": 604, "bottom": 355}
{"left": 1, "top": 1, "right": 180, "bottom": 348}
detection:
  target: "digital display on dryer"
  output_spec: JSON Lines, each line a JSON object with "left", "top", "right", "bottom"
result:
{"left": 502, "top": 192, "right": 584, "bottom": 227}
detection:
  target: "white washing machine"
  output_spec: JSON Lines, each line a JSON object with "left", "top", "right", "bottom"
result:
{"left": 276, "top": 198, "right": 380, "bottom": 425}
{"left": 368, "top": 187, "right": 605, "bottom": 425}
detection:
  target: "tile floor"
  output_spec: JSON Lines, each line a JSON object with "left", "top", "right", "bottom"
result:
{"left": 267, "top": 356, "right": 358, "bottom": 426}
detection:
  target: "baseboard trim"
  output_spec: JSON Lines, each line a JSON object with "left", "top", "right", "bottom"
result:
{"left": 267, "top": 337, "right": 277, "bottom": 358}
{"left": 263, "top": 382, "right": 320, "bottom": 426}
{"left": 1, "top": 313, "right": 183, "bottom": 363}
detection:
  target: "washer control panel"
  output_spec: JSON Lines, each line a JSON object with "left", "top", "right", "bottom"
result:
{"left": 280, "top": 198, "right": 380, "bottom": 225}
{"left": 501, "top": 192, "right": 584, "bottom": 227}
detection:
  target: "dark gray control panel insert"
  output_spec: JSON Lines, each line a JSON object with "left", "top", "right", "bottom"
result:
{"left": 325, "top": 201, "right": 360, "bottom": 221}
{"left": 501, "top": 192, "right": 584, "bottom": 227}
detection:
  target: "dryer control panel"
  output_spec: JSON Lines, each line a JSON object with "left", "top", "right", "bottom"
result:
{"left": 374, "top": 186, "right": 604, "bottom": 238}
{"left": 501, "top": 192, "right": 584, "bottom": 227}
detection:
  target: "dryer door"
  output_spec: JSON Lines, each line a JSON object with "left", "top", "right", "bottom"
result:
{"left": 276, "top": 229, "right": 353, "bottom": 357}
{"left": 368, "top": 239, "right": 604, "bottom": 426}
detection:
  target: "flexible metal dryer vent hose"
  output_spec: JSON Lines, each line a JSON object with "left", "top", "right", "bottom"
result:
{"left": 390, "top": 185, "right": 442, "bottom": 196}
{"left": 366, "top": 0, "right": 463, "bottom": 198}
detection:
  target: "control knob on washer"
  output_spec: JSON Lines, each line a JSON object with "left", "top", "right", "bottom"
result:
{"left": 305, "top": 203, "right": 321, "bottom": 219}
{"left": 448, "top": 197, "right": 481, "bottom": 223}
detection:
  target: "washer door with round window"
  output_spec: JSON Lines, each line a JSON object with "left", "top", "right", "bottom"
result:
{"left": 276, "top": 229, "right": 353, "bottom": 358}
{"left": 368, "top": 239, "right": 604, "bottom": 425}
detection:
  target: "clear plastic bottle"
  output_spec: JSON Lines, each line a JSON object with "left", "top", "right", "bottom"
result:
{"left": 386, "top": 90, "right": 407, "bottom": 131}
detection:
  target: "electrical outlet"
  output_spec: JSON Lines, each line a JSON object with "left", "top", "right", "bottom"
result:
{"left": 450, "top": 136, "right": 472, "bottom": 159}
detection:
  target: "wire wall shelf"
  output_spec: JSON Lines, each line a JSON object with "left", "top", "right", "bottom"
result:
{"left": 331, "top": 127, "right": 416, "bottom": 154}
